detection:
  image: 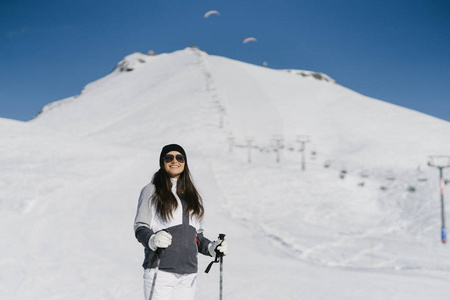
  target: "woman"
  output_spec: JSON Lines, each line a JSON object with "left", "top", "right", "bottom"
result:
{"left": 134, "top": 144, "right": 228, "bottom": 300}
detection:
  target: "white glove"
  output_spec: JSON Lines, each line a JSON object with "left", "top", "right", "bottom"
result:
{"left": 148, "top": 231, "right": 172, "bottom": 251}
{"left": 208, "top": 239, "right": 228, "bottom": 257}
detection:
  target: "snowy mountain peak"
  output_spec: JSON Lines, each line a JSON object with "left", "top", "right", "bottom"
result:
{"left": 113, "top": 52, "right": 154, "bottom": 73}
{"left": 284, "top": 69, "right": 336, "bottom": 83}
{"left": 31, "top": 47, "right": 450, "bottom": 168}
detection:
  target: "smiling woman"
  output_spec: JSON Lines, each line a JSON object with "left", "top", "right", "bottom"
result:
{"left": 133, "top": 144, "right": 228, "bottom": 300}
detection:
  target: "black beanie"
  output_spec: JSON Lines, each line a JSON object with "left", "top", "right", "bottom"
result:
{"left": 159, "top": 144, "right": 187, "bottom": 166}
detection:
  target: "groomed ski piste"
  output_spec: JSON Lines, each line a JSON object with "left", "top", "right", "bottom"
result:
{"left": 1, "top": 47, "right": 450, "bottom": 299}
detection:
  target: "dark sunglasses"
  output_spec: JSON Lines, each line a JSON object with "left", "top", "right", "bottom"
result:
{"left": 163, "top": 154, "right": 185, "bottom": 164}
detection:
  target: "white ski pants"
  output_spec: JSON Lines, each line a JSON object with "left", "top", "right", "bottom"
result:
{"left": 143, "top": 269, "right": 197, "bottom": 300}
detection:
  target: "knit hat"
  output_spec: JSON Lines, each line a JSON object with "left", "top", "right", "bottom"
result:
{"left": 159, "top": 144, "right": 187, "bottom": 167}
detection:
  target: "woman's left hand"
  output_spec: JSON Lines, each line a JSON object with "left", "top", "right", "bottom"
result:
{"left": 208, "top": 239, "right": 228, "bottom": 257}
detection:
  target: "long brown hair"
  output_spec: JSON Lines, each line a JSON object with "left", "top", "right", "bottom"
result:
{"left": 151, "top": 161, "right": 204, "bottom": 222}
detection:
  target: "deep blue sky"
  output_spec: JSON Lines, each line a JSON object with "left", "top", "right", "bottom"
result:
{"left": 1, "top": 0, "right": 449, "bottom": 122}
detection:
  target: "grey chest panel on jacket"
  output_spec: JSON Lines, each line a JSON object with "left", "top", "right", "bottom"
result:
{"left": 143, "top": 200, "right": 198, "bottom": 274}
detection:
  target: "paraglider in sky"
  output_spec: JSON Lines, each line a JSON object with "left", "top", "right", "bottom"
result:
{"left": 243, "top": 37, "right": 258, "bottom": 44}
{"left": 204, "top": 10, "right": 220, "bottom": 18}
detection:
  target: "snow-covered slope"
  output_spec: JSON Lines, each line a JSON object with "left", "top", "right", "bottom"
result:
{"left": 1, "top": 47, "right": 450, "bottom": 299}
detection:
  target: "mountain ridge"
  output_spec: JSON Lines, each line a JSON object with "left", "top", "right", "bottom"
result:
{"left": 31, "top": 48, "right": 450, "bottom": 164}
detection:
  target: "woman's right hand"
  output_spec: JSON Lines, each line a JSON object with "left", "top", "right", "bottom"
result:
{"left": 148, "top": 230, "right": 172, "bottom": 251}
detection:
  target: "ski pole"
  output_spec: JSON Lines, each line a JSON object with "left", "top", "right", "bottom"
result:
{"left": 217, "top": 234, "right": 226, "bottom": 300}
{"left": 204, "top": 233, "right": 226, "bottom": 300}
{"left": 149, "top": 249, "right": 163, "bottom": 300}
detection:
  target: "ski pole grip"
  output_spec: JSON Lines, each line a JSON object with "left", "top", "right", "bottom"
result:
{"left": 217, "top": 234, "right": 226, "bottom": 258}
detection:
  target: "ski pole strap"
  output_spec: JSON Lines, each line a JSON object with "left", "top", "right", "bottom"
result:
{"left": 149, "top": 248, "right": 164, "bottom": 267}
{"left": 204, "top": 254, "right": 220, "bottom": 273}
